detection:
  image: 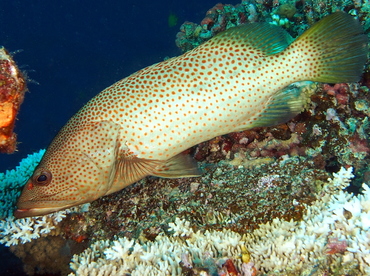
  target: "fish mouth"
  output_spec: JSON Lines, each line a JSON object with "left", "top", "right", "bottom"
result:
{"left": 14, "top": 204, "right": 75, "bottom": 219}
{"left": 14, "top": 186, "right": 85, "bottom": 218}
{"left": 14, "top": 208, "right": 32, "bottom": 218}
{"left": 14, "top": 195, "right": 84, "bottom": 219}
{"left": 13, "top": 208, "right": 47, "bottom": 219}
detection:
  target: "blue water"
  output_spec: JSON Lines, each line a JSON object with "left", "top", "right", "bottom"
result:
{"left": 0, "top": 0, "right": 231, "bottom": 172}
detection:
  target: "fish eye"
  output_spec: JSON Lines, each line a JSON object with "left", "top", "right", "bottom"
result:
{"left": 37, "top": 175, "right": 47, "bottom": 182}
{"left": 33, "top": 169, "right": 52, "bottom": 186}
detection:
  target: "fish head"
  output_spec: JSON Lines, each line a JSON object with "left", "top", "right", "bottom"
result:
{"left": 14, "top": 120, "right": 121, "bottom": 218}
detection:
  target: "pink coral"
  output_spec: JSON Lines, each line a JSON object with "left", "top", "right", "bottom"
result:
{"left": 322, "top": 83, "right": 350, "bottom": 106}
{"left": 326, "top": 237, "right": 347, "bottom": 254}
{"left": 349, "top": 134, "right": 370, "bottom": 154}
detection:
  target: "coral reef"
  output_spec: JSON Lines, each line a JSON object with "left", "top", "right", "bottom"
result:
{"left": 0, "top": 0, "right": 369, "bottom": 275}
{"left": 69, "top": 218, "right": 246, "bottom": 276}
{"left": 244, "top": 167, "right": 370, "bottom": 275}
{"left": 84, "top": 155, "right": 323, "bottom": 241}
{"left": 68, "top": 167, "right": 370, "bottom": 275}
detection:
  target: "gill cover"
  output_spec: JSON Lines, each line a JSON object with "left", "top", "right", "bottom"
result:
{"left": 14, "top": 121, "right": 121, "bottom": 218}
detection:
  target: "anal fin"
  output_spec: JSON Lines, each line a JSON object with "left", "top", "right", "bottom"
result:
{"left": 152, "top": 153, "right": 201, "bottom": 178}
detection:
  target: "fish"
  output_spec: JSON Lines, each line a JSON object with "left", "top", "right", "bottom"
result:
{"left": 14, "top": 12, "right": 368, "bottom": 218}
{"left": 168, "top": 12, "right": 178, "bottom": 28}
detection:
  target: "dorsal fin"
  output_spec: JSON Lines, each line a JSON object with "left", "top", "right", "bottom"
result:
{"left": 212, "top": 22, "right": 294, "bottom": 56}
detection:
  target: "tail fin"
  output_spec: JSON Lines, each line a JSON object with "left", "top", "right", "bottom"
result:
{"left": 293, "top": 12, "right": 368, "bottom": 83}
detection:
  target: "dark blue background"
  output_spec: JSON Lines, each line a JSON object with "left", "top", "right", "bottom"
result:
{"left": 0, "top": 1, "right": 238, "bottom": 172}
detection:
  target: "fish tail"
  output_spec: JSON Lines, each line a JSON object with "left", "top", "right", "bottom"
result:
{"left": 292, "top": 12, "right": 368, "bottom": 83}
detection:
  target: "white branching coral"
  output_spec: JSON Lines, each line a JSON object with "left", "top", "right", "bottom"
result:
{"left": 104, "top": 237, "right": 134, "bottom": 261}
{"left": 168, "top": 217, "right": 194, "bottom": 237}
{"left": 0, "top": 211, "right": 65, "bottom": 246}
{"left": 69, "top": 224, "right": 244, "bottom": 276}
{"left": 245, "top": 167, "right": 370, "bottom": 275}
{"left": 0, "top": 203, "right": 90, "bottom": 247}
{"left": 69, "top": 167, "right": 370, "bottom": 275}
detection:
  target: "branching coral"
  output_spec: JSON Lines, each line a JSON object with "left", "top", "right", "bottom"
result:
{"left": 69, "top": 217, "right": 245, "bottom": 276}
{"left": 68, "top": 167, "right": 370, "bottom": 275}
{"left": 245, "top": 167, "right": 370, "bottom": 275}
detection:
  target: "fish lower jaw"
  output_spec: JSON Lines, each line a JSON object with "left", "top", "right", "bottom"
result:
{"left": 14, "top": 205, "right": 70, "bottom": 219}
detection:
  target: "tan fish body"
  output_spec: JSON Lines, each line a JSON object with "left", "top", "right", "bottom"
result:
{"left": 15, "top": 12, "right": 367, "bottom": 218}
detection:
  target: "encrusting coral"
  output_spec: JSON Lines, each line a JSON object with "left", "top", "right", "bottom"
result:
{"left": 0, "top": 47, "right": 28, "bottom": 153}
{"left": 176, "top": 0, "right": 370, "bottom": 53}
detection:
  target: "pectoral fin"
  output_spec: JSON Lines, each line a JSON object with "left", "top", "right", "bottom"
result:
{"left": 109, "top": 152, "right": 201, "bottom": 194}
{"left": 115, "top": 155, "right": 163, "bottom": 186}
